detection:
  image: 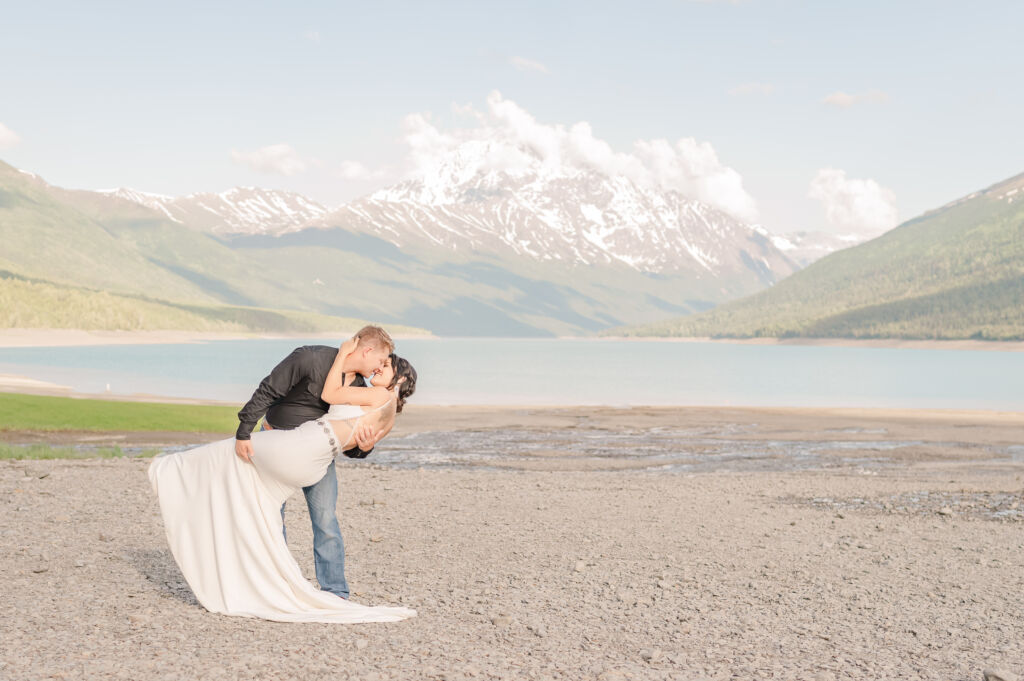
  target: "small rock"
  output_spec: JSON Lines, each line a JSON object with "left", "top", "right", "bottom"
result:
{"left": 490, "top": 615, "right": 512, "bottom": 627}
{"left": 32, "top": 566, "right": 49, "bottom": 574}
{"left": 355, "top": 638, "right": 368, "bottom": 650}
{"left": 814, "top": 673, "right": 836, "bottom": 681}
{"left": 527, "top": 623, "right": 547, "bottom": 638}
{"left": 938, "top": 507, "right": 954, "bottom": 516}
{"left": 99, "top": 533, "right": 113, "bottom": 542}
{"left": 73, "top": 560, "right": 86, "bottom": 568}
{"left": 983, "top": 670, "right": 1019, "bottom": 681}
{"left": 639, "top": 648, "right": 661, "bottom": 662}
{"left": 573, "top": 560, "right": 585, "bottom": 573}
{"left": 369, "top": 535, "right": 383, "bottom": 543}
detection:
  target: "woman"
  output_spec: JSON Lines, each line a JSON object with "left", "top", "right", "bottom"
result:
{"left": 148, "top": 339, "right": 418, "bottom": 624}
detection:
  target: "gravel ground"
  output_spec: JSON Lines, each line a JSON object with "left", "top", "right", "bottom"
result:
{"left": 1, "top": 408, "right": 1023, "bottom": 681}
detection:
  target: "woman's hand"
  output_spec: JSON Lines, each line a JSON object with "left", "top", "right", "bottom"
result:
{"left": 339, "top": 337, "right": 358, "bottom": 356}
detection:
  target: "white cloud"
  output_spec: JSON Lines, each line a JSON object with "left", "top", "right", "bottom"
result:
{"left": 230, "top": 144, "right": 307, "bottom": 176}
{"left": 396, "top": 90, "right": 759, "bottom": 221}
{"left": 808, "top": 168, "right": 898, "bottom": 234}
{"left": 338, "top": 160, "right": 387, "bottom": 181}
{"left": 822, "top": 90, "right": 888, "bottom": 108}
{"left": 509, "top": 56, "right": 549, "bottom": 74}
{"left": 0, "top": 121, "right": 21, "bottom": 148}
{"left": 728, "top": 82, "right": 775, "bottom": 96}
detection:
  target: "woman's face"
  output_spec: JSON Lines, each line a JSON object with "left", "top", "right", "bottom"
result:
{"left": 373, "top": 357, "right": 396, "bottom": 387}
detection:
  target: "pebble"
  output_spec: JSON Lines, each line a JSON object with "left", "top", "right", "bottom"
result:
{"left": 355, "top": 639, "right": 369, "bottom": 650}
{"left": 640, "top": 648, "right": 661, "bottom": 662}
{"left": 983, "top": 670, "right": 1019, "bottom": 681}
{"left": 490, "top": 615, "right": 512, "bottom": 627}
{"left": 938, "top": 507, "right": 954, "bottom": 516}
{"left": 573, "top": 560, "right": 585, "bottom": 572}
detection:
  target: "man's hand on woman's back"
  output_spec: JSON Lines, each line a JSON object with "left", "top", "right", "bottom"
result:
{"left": 352, "top": 423, "right": 377, "bottom": 451}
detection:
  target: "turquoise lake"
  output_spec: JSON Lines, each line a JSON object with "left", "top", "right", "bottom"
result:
{"left": 0, "top": 338, "right": 1021, "bottom": 410}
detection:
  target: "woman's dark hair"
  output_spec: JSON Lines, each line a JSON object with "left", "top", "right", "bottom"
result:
{"left": 387, "top": 353, "right": 417, "bottom": 413}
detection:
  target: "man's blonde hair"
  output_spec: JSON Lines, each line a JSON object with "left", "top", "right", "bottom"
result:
{"left": 354, "top": 325, "right": 394, "bottom": 353}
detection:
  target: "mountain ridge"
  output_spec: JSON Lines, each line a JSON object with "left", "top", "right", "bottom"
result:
{"left": 609, "top": 170, "right": 1024, "bottom": 340}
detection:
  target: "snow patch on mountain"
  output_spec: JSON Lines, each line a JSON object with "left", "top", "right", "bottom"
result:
{"left": 101, "top": 186, "right": 328, "bottom": 234}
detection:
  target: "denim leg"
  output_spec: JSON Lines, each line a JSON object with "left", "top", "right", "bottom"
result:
{"left": 302, "top": 460, "right": 349, "bottom": 599}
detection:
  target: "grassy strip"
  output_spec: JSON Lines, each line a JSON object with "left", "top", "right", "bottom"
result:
{"left": 0, "top": 443, "right": 143, "bottom": 460}
{"left": 0, "top": 392, "right": 239, "bottom": 432}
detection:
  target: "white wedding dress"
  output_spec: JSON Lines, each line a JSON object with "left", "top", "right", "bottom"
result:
{"left": 148, "top": 401, "right": 415, "bottom": 623}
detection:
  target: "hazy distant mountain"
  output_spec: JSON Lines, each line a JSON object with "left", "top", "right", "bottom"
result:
{"left": 99, "top": 186, "right": 328, "bottom": 235}
{"left": 760, "top": 228, "right": 867, "bottom": 268}
{"left": 612, "top": 172, "right": 1024, "bottom": 340}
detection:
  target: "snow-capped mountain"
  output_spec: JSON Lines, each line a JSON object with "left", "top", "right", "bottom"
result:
{"left": 98, "top": 139, "right": 857, "bottom": 279}
{"left": 100, "top": 186, "right": 327, "bottom": 235}
{"left": 314, "top": 139, "right": 797, "bottom": 279}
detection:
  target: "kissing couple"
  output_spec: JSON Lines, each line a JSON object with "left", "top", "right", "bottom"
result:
{"left": 149, "top": 325, "right": 418, "bottom": 623}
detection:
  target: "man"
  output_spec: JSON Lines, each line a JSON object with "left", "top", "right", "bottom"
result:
{"left": 234, "top": 325, "right": 394, "bottom": 600}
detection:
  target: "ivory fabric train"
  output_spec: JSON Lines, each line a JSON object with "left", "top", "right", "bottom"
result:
{"left": 148, "top": 412, "right": 415, "bottom": 623}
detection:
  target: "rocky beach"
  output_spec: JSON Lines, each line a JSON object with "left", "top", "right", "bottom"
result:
{"left": 1, "top": 406, "right": 1022, "bottom": 680}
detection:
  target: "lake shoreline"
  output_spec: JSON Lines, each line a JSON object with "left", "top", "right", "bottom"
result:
{"left": 0, "top": 328, "right": 432, "bottom": 348}
{"left": 1, "top": 328, "right": 1022, "bottom": 352}
{"left": 3, "top": 401, "right": 1022, "bottom": 450}
{"left": 2, "top": 378, "right": 1023, "bottom": 418}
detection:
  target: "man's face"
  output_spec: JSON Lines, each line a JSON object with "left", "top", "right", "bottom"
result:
{"left": 357, "top": 345, "right": 389, "bottom": 376}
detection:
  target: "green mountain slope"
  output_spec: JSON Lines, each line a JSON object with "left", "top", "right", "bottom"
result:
{"left": 612, "top": 172, "right": 1024, "bottom": 340}
{"left": 0, "top": 270, "right": 426, "bottom": 334}
{"left": 0, "top": 164, "right": 217, "bottom": 301}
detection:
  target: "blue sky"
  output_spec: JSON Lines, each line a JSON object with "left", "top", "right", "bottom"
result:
{"left": 1, "top": 0, "right": 1021, "bottom": 234}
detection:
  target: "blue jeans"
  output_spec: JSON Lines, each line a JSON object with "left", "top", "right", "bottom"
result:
{"left": 265, "top": 421, "right": 350, "bottom": 599}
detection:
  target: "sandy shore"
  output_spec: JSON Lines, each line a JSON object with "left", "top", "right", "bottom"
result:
{"left": 0, "top": 328, "right": 1021, "bottom": 351}
{"left": 0, "top": 328, "right": 430, "bottom": 348}
{"left": 1, "top": 406, "right": 1022, "bottom": 680}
